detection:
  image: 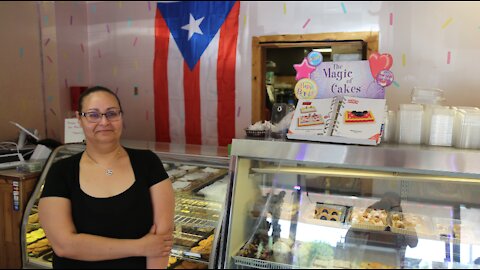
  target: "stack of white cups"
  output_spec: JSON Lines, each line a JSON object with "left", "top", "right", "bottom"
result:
{"left": 453, "top": 108, "right": 480, "bottom": 149}
{"left": 427, "top": 106, "right": 455, "bottom": 146}
{"left": 396, "top": 104, "right": 424, "bottom": 144}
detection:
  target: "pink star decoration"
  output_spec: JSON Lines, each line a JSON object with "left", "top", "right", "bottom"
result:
{"left": 294, "top": 59, "right": 316, "bottom": 80}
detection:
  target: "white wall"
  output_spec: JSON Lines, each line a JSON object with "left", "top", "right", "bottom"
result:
{"left": 85, "top": 1, "right": 480, "bottom": 143}
{"left": 238, "top": 1, "right": 480, "bottom": 131}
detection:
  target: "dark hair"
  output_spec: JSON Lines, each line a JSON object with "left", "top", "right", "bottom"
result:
{"left": 78, "top": 86, "right": 123, "bottom": 113}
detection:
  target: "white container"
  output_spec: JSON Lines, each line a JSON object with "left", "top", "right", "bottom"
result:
{"left": 452, "top": 106, "right": 479, "bottom": 111}
{"left": 427, "top": 106, "right": 455, "bottom": 146}
{"left": 421, "top": 104, "right": 442, "bottom": 144}
{"left": 453, "top": 109, "right": 480, "bottom": 149}
{"left": 397, "top": 104, "right": 424, "bottom": 145}
{"left": 382, "top": 110, "right": 396, "bottom": 143}
{"left": 411, "top": 87, "right": 445, "bottom": 105}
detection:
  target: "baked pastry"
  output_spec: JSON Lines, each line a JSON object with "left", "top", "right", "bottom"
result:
{"left": 351, "top": 208, "right": 388, "bottom": 227}
{"left": 168, "top": 257, "right": 177, "bottom": 266}
{"left": 28, "top": 213, "right": 39, "bottom": 224}
{"left": 314, "top": 205, "right": 344, "bottom": 222}
{"left": 360, "top": 261, "right": 395, "bottom": 269}
{"left": 392, "top": 213, "right": 432, "bottom": 235}
{"left": 167, "top": 169, "right": 187, "bottom": 178}
{"left": 26, "top": 228, "right": 46, "bottom": 244}
{"left": 344, "top": 110, "right": 375, "bottom": 123}
{"left": 27, "top": 238, "right": 51, "bottom": 257}
{"left": 329, "top": 216, "right": 339, "bottom": 221}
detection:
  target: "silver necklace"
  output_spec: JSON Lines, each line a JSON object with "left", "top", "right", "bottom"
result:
{"left": 85, "top": 149, "right": 120, "bottom": 176}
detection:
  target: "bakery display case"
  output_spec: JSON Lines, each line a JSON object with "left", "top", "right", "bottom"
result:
{"left": 21, "top": 141, "right": 230, "bottom": 269}
{"left": 221, "top": 139, "right": 480, "bottom": 269}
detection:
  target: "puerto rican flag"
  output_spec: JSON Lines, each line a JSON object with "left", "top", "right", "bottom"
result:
{"left": 154, "top": 1, "right": 240, "bottom": 146}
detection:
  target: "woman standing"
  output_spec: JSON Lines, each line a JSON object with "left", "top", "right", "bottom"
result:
{"left": 39, "top": 86, "right": 174, "bottom": 269}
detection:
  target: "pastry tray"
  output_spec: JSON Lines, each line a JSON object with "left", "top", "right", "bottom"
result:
{"left": 28, "top": 246, "right": 52, "bottom": 258}
{"left": 389, "top": 212, "right": 435, "bottom": 237}
{"left": 314, "top": 203, "right": 347, "bottom": 223}
{"left": 42, "top": 251, "right": 54, "bottom": 263}
{"left": 346, "top": 207, "right": 389, "bottom": 231}
{"left": 173, "top": 231, "right": 204, "bottom": 248}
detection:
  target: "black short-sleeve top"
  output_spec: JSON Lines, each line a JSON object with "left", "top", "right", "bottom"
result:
{"left": 40, "top": 147, "right": 170, "bottom": 269}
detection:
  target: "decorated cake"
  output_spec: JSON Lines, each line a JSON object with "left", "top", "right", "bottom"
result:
{"left": 344, "top": 110, "right": 375, "bottom": 123}
{"left": 300, "top": 102, "right": 317, "bottom": 113}
{"left": 298, "top": 113, "right": 324, "bottom": 127}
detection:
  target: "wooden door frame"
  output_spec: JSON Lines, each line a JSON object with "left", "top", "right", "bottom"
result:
{"left": 251, "top": 31, "right": 379, "bottom": 123}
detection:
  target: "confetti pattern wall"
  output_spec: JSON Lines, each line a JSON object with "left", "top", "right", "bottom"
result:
{"left": 0, "top": 2, "right": 45, "bottom": 141}
{"left": 85, "top": 1, "right": 480, "bottom": 142}
{"left": 87, "top": 1, "right": 156, "bottom": 141}
{"left": 37, "top": 2, "right": 89, "bottom": 143}
{"left": 2, "top": 1, "right": 480, "bottom": 143}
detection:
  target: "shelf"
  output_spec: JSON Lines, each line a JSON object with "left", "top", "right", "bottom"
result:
{"left": 251, "top": 166, "right": 480, "bottom": 185}
{"left": 232, "top": 255, "right": 476, "bottom": 270}
{"left": 176, "top": 195, "right": 223, "bottom": 206}
{"left": 176, "top": 202, "right": 222, "bottom": 214}
{"left": 233, "top": 256, "right": 302, "bottom": 269}
{"left": 171, "top": 247, "right": 209, "bottom": 265}
{"left": 174, "top": 214, "right": 218, "bottom": 228}
{"left": 25, "top": 256, "right": 52, "bottom": 269}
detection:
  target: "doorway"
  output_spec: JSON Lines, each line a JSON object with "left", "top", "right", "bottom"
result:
{"left": 251, "top": 31, "right": 379, "bottom": 123}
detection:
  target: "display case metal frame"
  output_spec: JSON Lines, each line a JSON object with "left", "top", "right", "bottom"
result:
{"left": 221, "top": 138, "right": 480, "bottom": 269}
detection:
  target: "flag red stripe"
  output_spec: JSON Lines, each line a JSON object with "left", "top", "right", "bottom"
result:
{"left": 184, "top": 62, "right": 202, "bottom": 144}
{"left": 217, "top": 1, "right": 240, "bottom": 146}
{"left": 153, "top": 9, "right": 171, "bottom": 142}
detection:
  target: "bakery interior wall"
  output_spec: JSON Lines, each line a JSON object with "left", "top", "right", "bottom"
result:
{"left": 0, "top": 1, "right": 89, "bottom": 143}
{"left": 0, "top": 2, "right": 45, "bottom": 142}
{"left": 1, "top": 1, "right": 480, "bottom": 144}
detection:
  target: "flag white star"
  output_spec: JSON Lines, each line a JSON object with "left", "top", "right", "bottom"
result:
{"left": 181, "top": 13, "right": 205, "bottom": 40}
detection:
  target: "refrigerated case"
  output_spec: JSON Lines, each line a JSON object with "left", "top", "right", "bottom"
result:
{"left": 221, "top": 139, "right": 480, "bottom": 269}
{"left": 21, "top": 140, "right": 230, "bottom": 269}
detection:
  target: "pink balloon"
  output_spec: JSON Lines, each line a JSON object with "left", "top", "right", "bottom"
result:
{"left": 368, "top": 53, "right": 393, "bottom": 78}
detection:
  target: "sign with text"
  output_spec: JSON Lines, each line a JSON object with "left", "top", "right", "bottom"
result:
{"left": 64, "top": 118, "right": 85, "bottom": 144}
{"left": 311, "top": 61, "right": 385, "bottom": 99}
{"left": 293, "top": 52, "right": 394, "bottom": 100}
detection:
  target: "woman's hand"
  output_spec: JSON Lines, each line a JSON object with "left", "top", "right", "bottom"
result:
{"left": 141, "top": 225, "right": 173, "bottom": 257}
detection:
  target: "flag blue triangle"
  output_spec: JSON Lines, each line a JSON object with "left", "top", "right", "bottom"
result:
{"left": 157, "top": 1, "right": 236, "bottom": 70}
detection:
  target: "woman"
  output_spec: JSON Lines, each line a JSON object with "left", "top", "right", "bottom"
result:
{"left": 39, "top": 86, "right": 174, "bottom": 269}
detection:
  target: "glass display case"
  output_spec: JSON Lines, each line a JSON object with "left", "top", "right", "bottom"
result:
{"left": 221, "top": 139, "right": 480, "bottom": 269}
{"left": 21, "top": 140, "right": 230, "bottom": 269}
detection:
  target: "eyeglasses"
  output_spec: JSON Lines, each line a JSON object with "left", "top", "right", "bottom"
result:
{"left": 80, "top": 109, "right": 122, "bottom": 123}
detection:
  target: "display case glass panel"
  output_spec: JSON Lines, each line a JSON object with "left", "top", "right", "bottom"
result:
{"left": 223, "top": 139, "right": 480, "bottom": 269}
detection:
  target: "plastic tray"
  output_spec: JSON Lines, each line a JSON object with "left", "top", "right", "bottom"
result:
{"left": 314, "top": 203, "right": 347, "bottom": 223}
{"left": 431, "top": 217, "right": 455, "bottom": 237}
{"left": 389, "top": 212, "right": 434, "bottom": 237}
{"left": 347, "top": 207, "right": 388, "bottom": 231}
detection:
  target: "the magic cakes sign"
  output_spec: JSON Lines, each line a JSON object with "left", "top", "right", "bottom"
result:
{"left": 294, "top": 52, "right": 394, "bottom": 100}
